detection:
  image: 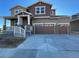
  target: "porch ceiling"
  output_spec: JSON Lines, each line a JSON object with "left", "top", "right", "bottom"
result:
{"left": 3, "top": 16, "right": 17, "bottom": 20}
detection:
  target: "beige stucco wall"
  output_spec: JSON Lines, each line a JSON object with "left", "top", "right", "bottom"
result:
{"left": 32, "top": 16, "right": 70, "bottom": 24}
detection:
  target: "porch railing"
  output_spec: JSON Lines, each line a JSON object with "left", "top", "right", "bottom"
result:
{"left": 1, "top": 25, "right": 32, "bottom": 38}
{"left": 14, "top": 26, "right": 26, "bottom": 38}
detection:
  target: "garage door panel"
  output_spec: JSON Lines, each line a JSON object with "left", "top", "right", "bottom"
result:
{"left": 33, "top": 23, "right": 69, "bottom": 34}
{"left": 34, "top": 23, "right": 55, "bottom": 34}
{"left": 57, "top": 24, "right": 68, "bottom": 34}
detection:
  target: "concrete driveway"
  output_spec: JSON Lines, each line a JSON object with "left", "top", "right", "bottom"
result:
{"left": 1, "top": 34, "right": 79, "bottom": 58}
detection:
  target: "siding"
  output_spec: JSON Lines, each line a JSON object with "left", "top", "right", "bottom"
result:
{"left": 32, "top": 17, "right": 70, "bottom": 24}
{"left": 71, "top": 20, "right": 79, "bottom": 32}
{"left": 27, "top": 2, "right": 53, "bottom": 16}
{"left": 10, "top": 6, "right": 26, "bottom": 16}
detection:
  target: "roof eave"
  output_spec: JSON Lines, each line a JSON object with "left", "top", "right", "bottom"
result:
{"left": 27, "top": 1, "right": 52, "bottom": 9}
{"left": 10, "top": 5, "right": 25, "bottom": 11}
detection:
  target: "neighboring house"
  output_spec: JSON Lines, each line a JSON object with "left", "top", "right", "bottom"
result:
{"left": 71, "top": 13, "right": 79, "bottom": 33}
{"left": 2, "top": 1, "right": 70, "bottom": 35}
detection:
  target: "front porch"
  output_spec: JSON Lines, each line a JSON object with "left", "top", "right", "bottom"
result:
{"left": 2, "top": 12, "right": 33, "bottom": 38}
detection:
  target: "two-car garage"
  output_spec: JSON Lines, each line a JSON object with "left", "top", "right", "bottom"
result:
{"left": 33, "top": 23, "right": 70, "bottom": 34}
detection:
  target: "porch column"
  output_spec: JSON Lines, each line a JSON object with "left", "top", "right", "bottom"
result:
{"left": 3, "top": 18, "right": 6, "bottom": 30}
{"left": 20, "top": 17, "right": 23, "bottom": 25}
{"left": 11, "top": 20, "right": 14, "bottom": 29}
{"left": 27, "top": 15, "right": 30, "bottom": 25}
{"left": 17, "top": 16, "right": 20, "bottom": 25}
{"left": 17, "top": 15, "right": 23, "bottom": 25}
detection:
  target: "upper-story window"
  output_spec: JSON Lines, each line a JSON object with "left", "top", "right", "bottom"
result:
{"left": 35, "top": 6, "right": 45, "bottom": 15}
{"left": 15, "top": 9, "right": 23, "bottom": 14}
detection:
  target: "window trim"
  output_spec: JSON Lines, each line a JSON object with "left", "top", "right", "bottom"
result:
{"left": 35, "top": 6, "right": 46, "bottom": 15}
{"left": 14, "top": 9, "right": 23, "bottom": 15}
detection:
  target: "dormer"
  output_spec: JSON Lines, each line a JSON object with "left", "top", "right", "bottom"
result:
{"left": 27, "top": 1, "right": 55, "bottom": 16}
{"left": 10, "top": 5, "right": 26, "bottom": 16}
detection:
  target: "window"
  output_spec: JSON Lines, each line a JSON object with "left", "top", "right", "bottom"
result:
{"left": 35, "top": 6, "right": 45, "bottom": 15}
{"left": 36, "top": 8, "right": 40, "bottom": 14}
{"left": 15, "top": 9, "right": 23, "bottom": 14}
{"left": 41, "top": 7, "right": 44, "bottom": 13}
{"left": 14, "top": 20, "right": 17, "bottom": 26}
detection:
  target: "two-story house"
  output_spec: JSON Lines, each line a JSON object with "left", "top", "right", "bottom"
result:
{"left": 3, "top": 1, "right": 70, "bottom": 35}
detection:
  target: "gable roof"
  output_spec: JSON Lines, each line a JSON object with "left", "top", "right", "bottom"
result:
{"left": 10, "top": 1, "right": 52, "bottom": 11}
{"left": 10, "top": 5, "right": 25, "bottom": 10}
{"left": 27, "top": 1, "right": 52, "bottom": 8}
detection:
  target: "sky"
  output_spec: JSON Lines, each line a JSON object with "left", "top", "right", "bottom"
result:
{"left": 0, "top": 0, "right": 79, "bottom": 28}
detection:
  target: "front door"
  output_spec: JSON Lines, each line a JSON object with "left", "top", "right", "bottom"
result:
{"left": 22, "top": 17, "right": 28, "bottom": 26}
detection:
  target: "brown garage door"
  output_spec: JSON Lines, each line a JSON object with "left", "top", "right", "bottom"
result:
{"left": 56, "top": 23, "right": 69, "bottom": 34}
{"left": 33, "top": 23, "right": 56, "bottom": 34}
